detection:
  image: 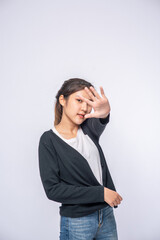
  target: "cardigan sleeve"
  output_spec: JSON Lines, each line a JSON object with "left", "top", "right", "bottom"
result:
{"left": 38, "top": 140, "right": 105, "bottom": 205}
{"left": 84, "top": 113, "right": 110, "bottom": 140}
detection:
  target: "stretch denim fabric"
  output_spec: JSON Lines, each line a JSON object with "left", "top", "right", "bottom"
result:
{"left": 59, "top": 205, "right": 118, "bottom": 240}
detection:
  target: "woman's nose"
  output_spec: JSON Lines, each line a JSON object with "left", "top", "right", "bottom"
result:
{"left": 81, "top": 102, "right": 87, "bottom": 111}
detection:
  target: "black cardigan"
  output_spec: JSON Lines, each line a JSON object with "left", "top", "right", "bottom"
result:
{"left": 38, "top": 113, "right": 117, "bottom": 218}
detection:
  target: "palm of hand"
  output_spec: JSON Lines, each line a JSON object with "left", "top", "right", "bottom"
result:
{"left": 77, "top": 86, "right": 111, "bottom": 119}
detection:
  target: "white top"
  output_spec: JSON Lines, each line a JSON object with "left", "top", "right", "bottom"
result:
{"left": 52, "top": 125, "right": 103, "bottom": 185}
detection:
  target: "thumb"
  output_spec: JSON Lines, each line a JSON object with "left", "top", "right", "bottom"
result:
{"left": 84, "top": 113, "right": 95, "bottom": 119}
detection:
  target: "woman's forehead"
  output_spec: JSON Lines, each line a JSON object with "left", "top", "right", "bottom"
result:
{"left": 73, "top": 89, "right": 92, "bottom": 100}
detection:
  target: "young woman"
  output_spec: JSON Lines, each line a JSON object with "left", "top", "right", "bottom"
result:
{"left": 38, "top": 78, "right": 123, "bottom": 240}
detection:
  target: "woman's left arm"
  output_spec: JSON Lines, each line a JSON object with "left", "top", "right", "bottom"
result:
{"left": 82, "top": 113, "right": 110, "bottom": 141}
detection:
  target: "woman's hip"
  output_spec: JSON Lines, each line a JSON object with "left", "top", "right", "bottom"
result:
{"left": 59, "top": 206, "right": 118, "bottom": 240}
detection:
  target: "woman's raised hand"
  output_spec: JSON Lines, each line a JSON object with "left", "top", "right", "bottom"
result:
{"left": 77, "top": 86, "right": 111, "bottom": 119}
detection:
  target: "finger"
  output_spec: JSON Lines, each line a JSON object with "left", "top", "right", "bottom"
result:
{"left": 84, "top": 113, "right": 95, "bottom": 119}
{"left": 110, "top": 203, "right": 114, "bottom": 208}
{"left": 118, "top": 195, "right": 123, "bottom": 201}
{"left": 100, "top": 86, "right": 107, "bottom": 98}
{"left": 114, "top": 203, "right": 119, "bottom": 207}
{"left": 117, "top": 197, "right": 121, "bottom": 202}
{"left": 88, "top": 86, "right": 101, "bottom": 99}
{"left": 77, "top": 94, "right": 94, "bottom": 107}
{"left": 114, "top": 199, "right": 120, "bottom": 205}
{"left": 84, "top": 87, "right": 96, "bottom": 101}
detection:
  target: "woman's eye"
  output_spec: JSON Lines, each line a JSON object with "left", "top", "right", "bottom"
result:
{"left": 77, "top": 99, "right": 82, "bottom": 102}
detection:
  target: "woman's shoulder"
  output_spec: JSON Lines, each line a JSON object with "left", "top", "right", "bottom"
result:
{"left": 39, "top": 129, "right": 54, "bottom": 146}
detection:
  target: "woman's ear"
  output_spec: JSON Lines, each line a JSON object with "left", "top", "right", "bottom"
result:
{"left": 59, "top": 95, "right": 65, "bottom": 107}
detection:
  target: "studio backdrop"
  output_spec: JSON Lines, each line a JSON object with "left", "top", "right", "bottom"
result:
{"left": 0, "top": 0, "right": 160, "bottom": 239}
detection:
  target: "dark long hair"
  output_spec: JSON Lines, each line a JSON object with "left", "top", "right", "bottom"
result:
{"left": 54, "top": 78, "right": 95, "bottom": 126}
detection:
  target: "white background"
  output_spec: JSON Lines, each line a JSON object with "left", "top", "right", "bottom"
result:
{"left": 0, "top": 0, "right": 160, "bottom": 239}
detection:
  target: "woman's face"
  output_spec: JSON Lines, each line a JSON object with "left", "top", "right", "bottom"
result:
{"left": 60, "top": 88, "right": 93, "bottom": 125}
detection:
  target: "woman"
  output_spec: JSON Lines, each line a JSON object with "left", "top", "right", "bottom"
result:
{"left": 38, "top": 78, "right": 123, "bottom": 240}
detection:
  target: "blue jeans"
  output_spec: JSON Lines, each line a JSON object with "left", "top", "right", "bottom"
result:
{"left": 59, "top": 205, "right": 118, "bottom": 240}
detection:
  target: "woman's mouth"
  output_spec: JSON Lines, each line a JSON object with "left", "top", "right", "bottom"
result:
{"left": 77, "top": 114, "right": 85, "bottom": 119}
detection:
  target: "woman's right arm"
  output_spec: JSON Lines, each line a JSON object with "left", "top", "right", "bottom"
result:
{"left": 38, "top": 138, "right": 105, "bottom": 205}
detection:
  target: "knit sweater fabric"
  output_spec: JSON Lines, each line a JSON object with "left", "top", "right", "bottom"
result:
{"left": 52, "top": 124, "right": 103, "bottom": 185}
{"left": 38, "top": 113, "right": 118, "bottom": 218}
